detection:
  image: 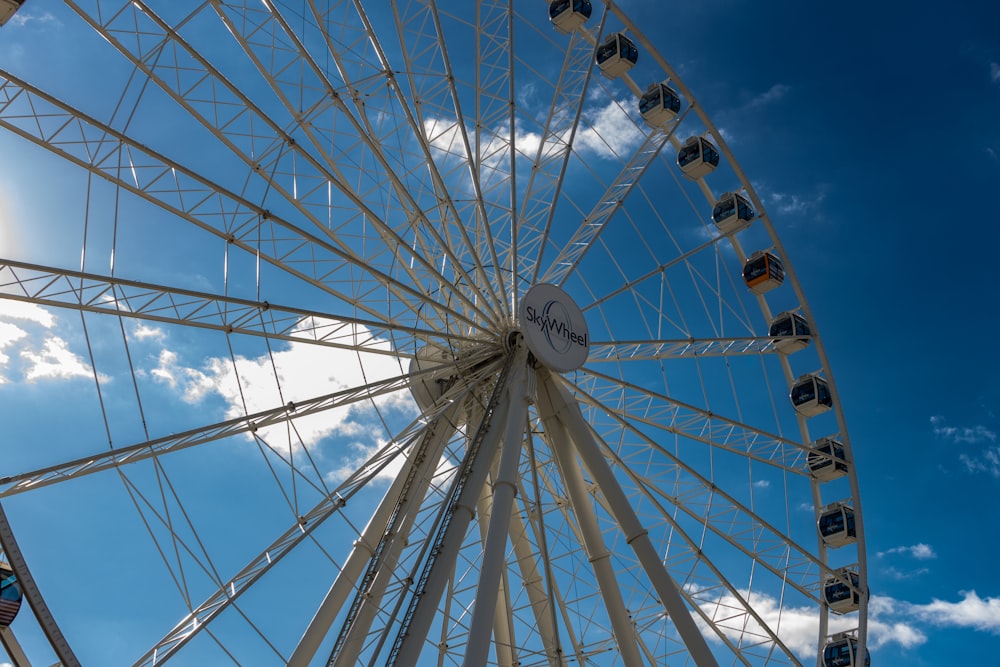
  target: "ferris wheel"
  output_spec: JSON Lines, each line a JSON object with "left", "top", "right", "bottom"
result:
{"left": 0, "top": 1, "right": 868, "bottom": 665}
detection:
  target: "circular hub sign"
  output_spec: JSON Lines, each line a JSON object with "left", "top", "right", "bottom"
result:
{"left": 519, "top": 283, "right": 589, "bottom": 372}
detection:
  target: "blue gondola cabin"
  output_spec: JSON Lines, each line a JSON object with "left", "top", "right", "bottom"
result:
{"left": 808, "top": 437, "right": 848, "bottom": 481}
{"left": 639, "top": 82, "right": 681, "bottom": 128}
{"left": 818, "top": 503, "right": 857, "bottom": 548}
{"left": 768, "top": 311, "right": 810, "bottom": 354}
{"left": 679, "top": 136, "right": 720, "bottom": 180}
{"left": 824, "top": 568, "right": 861, "bottom": 614}
{"left": 824, "top": 635, "right": 870, "bottom": 667}
{"left": 791, "top": 374, "right": 832, "bottom": 417}
{"left": 595, "top": 33, "right": 638, "bottom": 78}
{"left": 743, "top": 251, "right": 784, "bottom": 293}
{"left": 711, "top": 191, "right": 752, "bottom": 233}
{"left": 548, "top": 0, "right": 592, "bottom": 33}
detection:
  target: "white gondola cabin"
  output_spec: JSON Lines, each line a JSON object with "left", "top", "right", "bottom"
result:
{"left": 768, "top": 311, "right": 811, "bottom": 354}
{"left": 639, "top": 83, "right": 681, "bottom": 128}
{"left": 824, "top": 568, "right": 861, "bottom": 614}
{"left": 791, "top": 374, "right": 832, "bottom": 417}
{"left": 678, "top": 136, "right": 720, "bottom": 179}
{"left": 808, "top": 437, "right": 848, "bottom": 481}
{"left": 743, "top": 251, "right": 784, "bottom": 293}
{"left": 0, "top": 563, "right": 22, "bottom": 627}
{"left": 818, "top": 503, "right": 857, "bottom": 548}
{"left": 408, "top": 346, "right": 453, "bottom": 413}
{"left": 595, "top": 33, "right": 638, "bottom": 78}
{"left": 711, "top": 191, "right": 752, "bottom": 233}
{"left": 548, "top": 0, "right": 592, "bottom": 33}
{"left": 0, "top": 0, "right": 27, "bottom": 27}
{"left": 824, "top": 635, "right": 871, "bottom": 667}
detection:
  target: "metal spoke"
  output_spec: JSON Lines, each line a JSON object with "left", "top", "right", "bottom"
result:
{"left": 0, "top": 259, "right": 478, "bottom": 357}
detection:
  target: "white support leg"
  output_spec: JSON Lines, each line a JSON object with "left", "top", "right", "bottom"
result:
{"left": 475, "top": 490, "right": 517, "bottom": 667}
{"left": 538, "top": 370, "right": 720, "bottom": 667}
{"left": 508, "top": 505, "right": 562, "bottom": 667}
{"left": 391, "top": 366, "right": 518, "bottom": 667}
{"left": 462, "top": 353, "right": 532, "bottom": 667}
{"left": 535, "top": 384, "right": 646, "bottom": 667}
{"left": 289, "top": 408, "right": 459, "bottom": 666}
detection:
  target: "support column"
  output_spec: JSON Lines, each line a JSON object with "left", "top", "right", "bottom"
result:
{"left": 538, "top": 370, "right": 719, "bottom": 667}
{"left": 535, "top": 382, "right": 645, "bottom": 667}
{"left": 289, "top": 407, "right": 459, "bottom": 666}
{"left": 462, "top": 350, "right": 531, "bottom": 667}
{"left": 390, "top": 358, "right": 518, "bottom": 667}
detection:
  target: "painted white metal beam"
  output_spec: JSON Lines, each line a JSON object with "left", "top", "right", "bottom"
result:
{"left": 535, "top": 382, "right": 645, "bottom": 667}
{"left": 537, "top": 369, "right": 719, "bottom": 667}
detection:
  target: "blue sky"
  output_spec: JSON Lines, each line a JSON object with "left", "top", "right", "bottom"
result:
{"left": 643, "top": 2, "right": 1000, "bottom": 664}
{"left": 1, "top": 1, "right": 999, "bottom": 665}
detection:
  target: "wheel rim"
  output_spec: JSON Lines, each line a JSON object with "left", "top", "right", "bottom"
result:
{"left": 0, "top": 1, "right": 867, "bottom": 665}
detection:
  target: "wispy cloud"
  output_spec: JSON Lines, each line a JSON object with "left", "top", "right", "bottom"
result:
{"left": 21, "top": 337, "right": 106, "bottom": 382}
{"left": 910, "top": 591, "right": 1000, "bottom": 634}
{"left": 575, "top": 98, "right": 645, "bottom": 160}
{"left": 959, "top": 446, "right": 1000, "bottom": 478}
{"left": 695, "top": 589, "right": 926, "bottom": 656}
{"left": 747, "top": 83, "right": 790, "bottom": 109}
{"left": 991, "top": 62, "right": 1000, "bottom": 84}
{"left": 7, "top": 10, "right": 60, "bottom": 28}
{"left": 766, "top": 189, "right": 826, "bottom": 216}
{"left": 147, "top": 318, "right": 417, "bottom": 482}
{"left": 930, "top": 415, "right": 997, "bottom": 445}
{"left": 1, "top": 300, "right": 105, "bottom": 383}
{"left": 878, "top": 543, "right": 937, "bottom": 560}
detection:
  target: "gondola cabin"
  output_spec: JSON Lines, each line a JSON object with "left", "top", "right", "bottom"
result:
{"left": 818, "top": 503, "right": 857, "bottom": 548}
{"left": 743, "top": 251, "right": 784, "bottom": 293}
{"left": 0, "top": 0, "right": 26, "bottom": 27}
{"left": 824, "top": 568, "right": 861, "bottom": 614}
{"left": 791, "top": 374, "right": 832, "bottom": 417}
{"left": 711, "top": 191, "right": 753, "bottom": 234}
{"left": 595, "top": 33, "right": 638, "bottom": 78}
{"left": 639, "top": 83, "right": 682, "bottom": 128}
{"left": 679, "top": 136, "right": 720, "bottom": 180}
{"left": 0, "top": 563, "right": 22, "bottom": 627}
{"left": 548, "top": 0, "right": 592, "bottom": 33}
{"left": 808, "top": 437, "right": 849, "bottom": 481}
{"left": 768, "top": 311, "right": 811, "bottom": 354}
{"left": 824, "top": 635, "right": 871, "bottom": 667}
{"left": 408, "top": 345, "right": 454, "bottom": 413}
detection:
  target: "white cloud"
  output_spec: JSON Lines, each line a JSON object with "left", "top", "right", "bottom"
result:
{"left": 752, "top": 479, "right": 770, "bottom": 489}
{"left": 930, "top": 415, "right": 997, "bottom": 444}
{"left": 0, "top": 299, "right": 55, "bottom": 327}
{"left": 878, "top": 543, "right": 936, "bottom": 560}
{"left": 149, "top": 319, "right": 418, "bottom": 482}
{"left": 7, "top": 10, "right": 59, "bottom": 28}
{"left": 959, "top": 446, "right": 1000, "bottom": 478}
{"left": 575, "top": 98, "right": 644, "bottom": 160}
{"left": 133, "top": 323, "right": 165, "bottom": 340}
{"left": 21, "top": 337, "right": 104, "bottom": 382}
{"left": 991, "top": 62, "right": 1000, "bottom": 84}
{"left": 696, "top": 589, "right": 922, "bottom": 657}
{"left": 881, "top": 565, "right": 930, "bottom": 581}
{"left": 747, "top": 83, "right": 790, "bottom": 109}
{"left": 695, "top": 588, "right": 1000, "bottom": 657}
{"left": 768, "top": 192, "right": 809, "bottom": 215}
{"left": 931, "top": 416, "right": 1000, "bottom": 476}
{"left": 1, "top": 301, "right": 107, "bottom": 384}
{"left": 0, "top": 321, "right": 29, "bottom": 382}
{"left": 910, "top": 591, "right": 1000, "bottom": 634}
